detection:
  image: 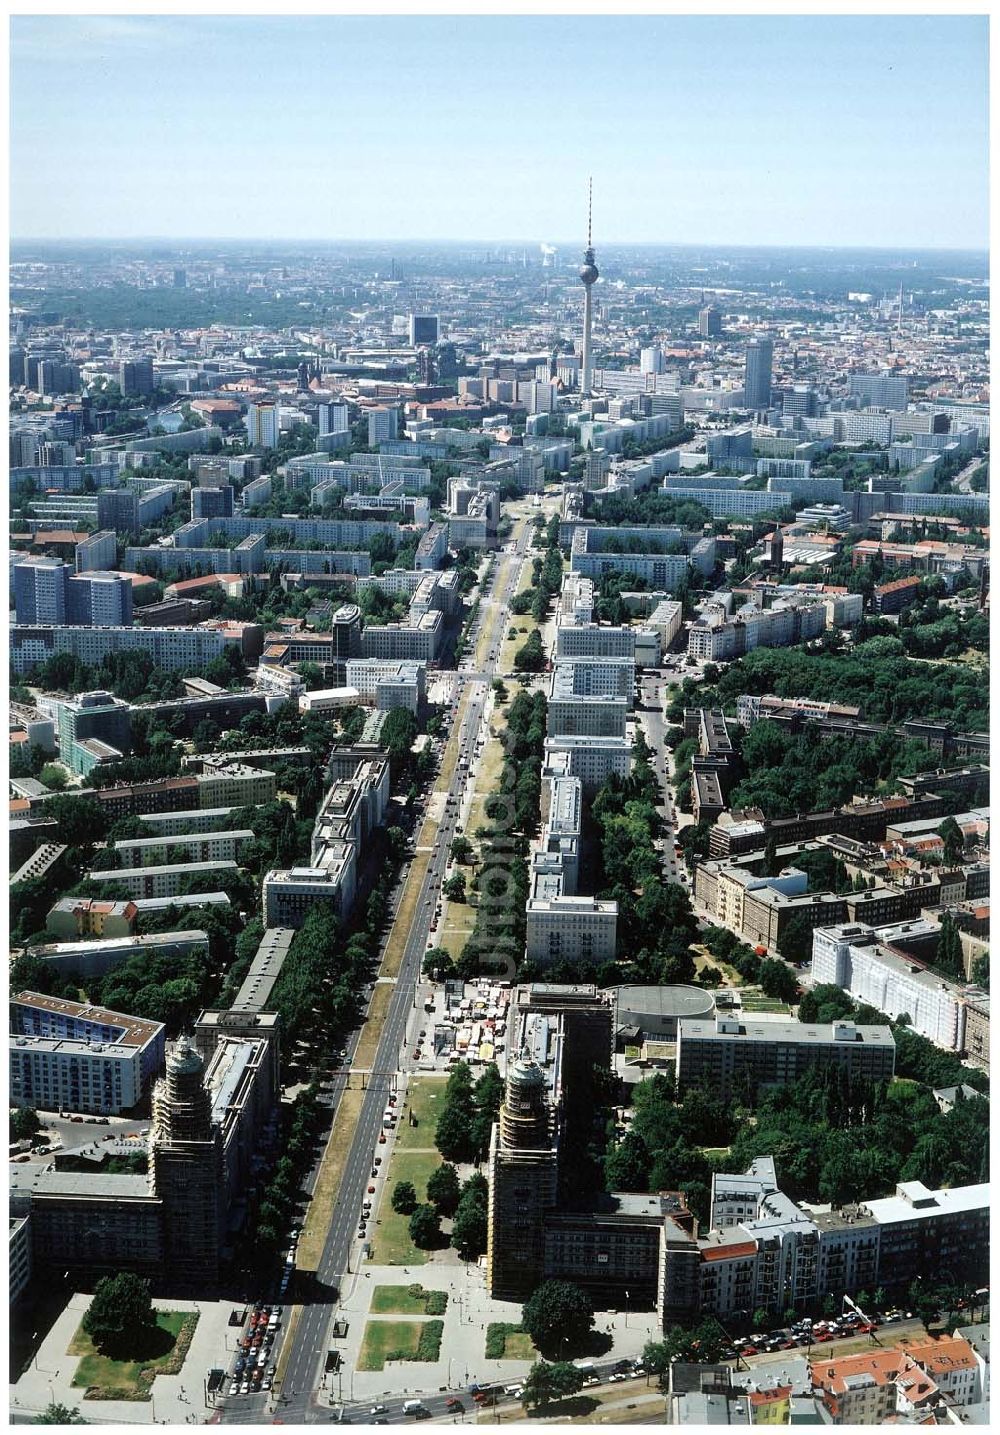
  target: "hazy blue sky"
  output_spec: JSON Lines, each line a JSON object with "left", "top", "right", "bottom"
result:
{"left": 10, "top": 13, "right": 989, "bottom": 248}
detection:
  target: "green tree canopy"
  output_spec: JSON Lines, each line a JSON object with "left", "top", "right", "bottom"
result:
{"left": 82, "top": 1272, "right": 155, "bottom": 1353}
{"left": 522, "top": 1280, "right": 594, "bottom": 1358}
{"left": 426, "top": 1163, "right": 461, "bottom": 1216}
{"left": 391, "top": 1180, "right": 417, "bottom": 1215}
{"left": 408, "top": 1204, "right": 442, "bottom": 1249}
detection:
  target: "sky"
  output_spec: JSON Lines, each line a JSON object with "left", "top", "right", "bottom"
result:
{"left": 8, "top": 12, "right": 990, "bottom": 249}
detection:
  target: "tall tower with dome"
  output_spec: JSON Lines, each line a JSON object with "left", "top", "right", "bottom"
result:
{"left": 579, "top": 179, "right": 600, "bottom": 397}
{"left": 149, "top": 1035, "right": 223, "bottom": 1286}
{"left": 486, "top": 1044, "right": 560, "bottom": 1299}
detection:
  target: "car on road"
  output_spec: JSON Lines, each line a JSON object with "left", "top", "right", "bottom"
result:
{"left": 445, "top": 1399, "right": 464, "bottom": 1412}
{"left": 371, "top": 1406, "right": 388, "bottom": 1415}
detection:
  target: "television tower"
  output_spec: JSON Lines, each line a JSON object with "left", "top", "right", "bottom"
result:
{"left": 579, "top": 178, "right": 599, "bottom": 398}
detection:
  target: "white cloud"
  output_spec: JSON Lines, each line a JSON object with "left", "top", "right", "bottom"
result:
{"left": 12, "top": 15, "right": 189, "bottom": 61}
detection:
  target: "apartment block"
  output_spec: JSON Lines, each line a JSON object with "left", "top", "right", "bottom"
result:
{"left": 10, "top": 991, "right": 165, "bottom": 1115}
{"left": 675, "top": 1016, "right": 896, "bottom": 1099}
{"left": 525, "top": 895, "right": 618, "bottom": 966}
{"left": 113, "top": 829, "right": 254, "bottom": 869}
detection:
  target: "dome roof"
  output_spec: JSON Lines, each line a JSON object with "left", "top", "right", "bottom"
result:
{"left": 167, "top": 1035, "right": 203, "bottom": 1076}
{"left": 508, "top": 1045, "right": 545, "bottom": 1091}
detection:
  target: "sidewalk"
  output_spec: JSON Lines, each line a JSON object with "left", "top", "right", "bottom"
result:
{"left": 319, "top": 1259, "right": 660, "bottom": 1407}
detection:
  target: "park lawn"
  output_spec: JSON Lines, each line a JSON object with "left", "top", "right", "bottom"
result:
{"left": 439, "top": 898, "right": 476, "bottom": 959}
{"left": 395, "top": 1076, "right": 448, "bottom": 1150}
{"left": 500, "top": 1331, "right": 536, "bottom": 1360}
{"left": 372, "top": 1149, "right": 442, "bottom": 1265}
{"left": 357, "top": 1320, "right": 428, "bottom": 1372}
{"left": 370, "top": 1285, "right": 447, "bottom": 1316}
{"left": 69, "top": 1310, "right": 197, "bottom": 1400}
{"left": 466, "top": 726, "right": 508, "bottom": 839}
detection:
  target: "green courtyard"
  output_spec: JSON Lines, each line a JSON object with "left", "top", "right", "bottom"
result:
{"left": 68, "top": 1310, "right": 198, "bottom": 1401}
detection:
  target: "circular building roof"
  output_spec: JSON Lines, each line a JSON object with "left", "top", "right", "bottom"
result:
{"left": 508, "top": 1045, "right": 546, "bottom": 1091}
{"left": 615, "top": 985, "right": 717, "bottom": 1023}
{"left": 167, "top": 1034, "right": 204, "bottom": 1076}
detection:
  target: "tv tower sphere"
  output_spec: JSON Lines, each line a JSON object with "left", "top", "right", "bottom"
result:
{"left": 579, "top": 251, "right": 599, "bottom": 286}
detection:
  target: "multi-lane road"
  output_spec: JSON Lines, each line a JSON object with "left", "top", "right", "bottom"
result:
{"left": 224, "top": 516, "right": 535, "bottom": 1423}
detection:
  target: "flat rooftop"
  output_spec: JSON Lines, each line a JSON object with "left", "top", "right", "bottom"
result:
{"left": 11, "top": 990, "right": 162, "bottom": 1046}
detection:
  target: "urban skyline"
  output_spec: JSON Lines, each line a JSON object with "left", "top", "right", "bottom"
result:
{"left": 8, "top": 8, "right": 990, "bottom": 1428}
{"left": 10, "top": 13, "right": 989, "bottom": 247}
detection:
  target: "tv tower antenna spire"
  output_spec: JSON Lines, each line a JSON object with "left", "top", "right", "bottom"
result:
{"left": 579, "top": 178, "right": 599, "bottom": 398}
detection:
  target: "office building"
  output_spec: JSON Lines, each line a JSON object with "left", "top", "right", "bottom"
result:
{"left": 675, "top": 1016, "right": 896, "bottom": 1098}
{"left": 698, "top": 305, "right": 722, "bottom": 338}
{"left": 10, "top": 991, "right": 166, "bottom": 1115}
{"left": 119, "top": 357, "right": 155, "bottom": 397}
{"left": 408, "top": 315, "right": 439, "bottom": 347}
{"left": 191, "top": 484, "right": 235, "bottom": 519}
{"left": 744, "top": 339, "right": 774, "bottom": 410}
{"left": 55, "top": 690, "right": 132, "bottom": 775}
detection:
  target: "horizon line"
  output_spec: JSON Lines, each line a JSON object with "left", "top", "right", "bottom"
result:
{"left": 8, "top": 235, "right": 989, "bottom": 257}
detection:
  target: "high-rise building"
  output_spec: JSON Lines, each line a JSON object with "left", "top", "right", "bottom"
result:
{"left": 367, "top": 406, "right": 400, "bottom": 445}
{"left": 246, "top": 402, "right": 280, "bottom": 449}
{"left": 119, "top": 357, "right": 155, "bottom": 397}
{"left": 317, "top": 402, "right": 350, "bottom": 436}
{"left": 699, "top": 305, "right": 722, "bottom": 338}
{"left": 173, "top": 268, "right": 187, "bottom": 288}
{"left": 744, "top": 339, "right": 774, "bottom": 410}
{"left": 408, "top": 315, "right": 439, "bottom": 346}
{"left": 486, "top": 1046, "right": 559, "bottom": 1299}
{"left": 579, "top": 180, "right": 599, "bottom": 397}
{"left": 13, "top": 558, "right": 69, "bottom": 625}
{"left": 191, "top": 485, "right": 235, "bottom": 520}
{"left": 640, "top": 345, "right": 665, "bottom": 375}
